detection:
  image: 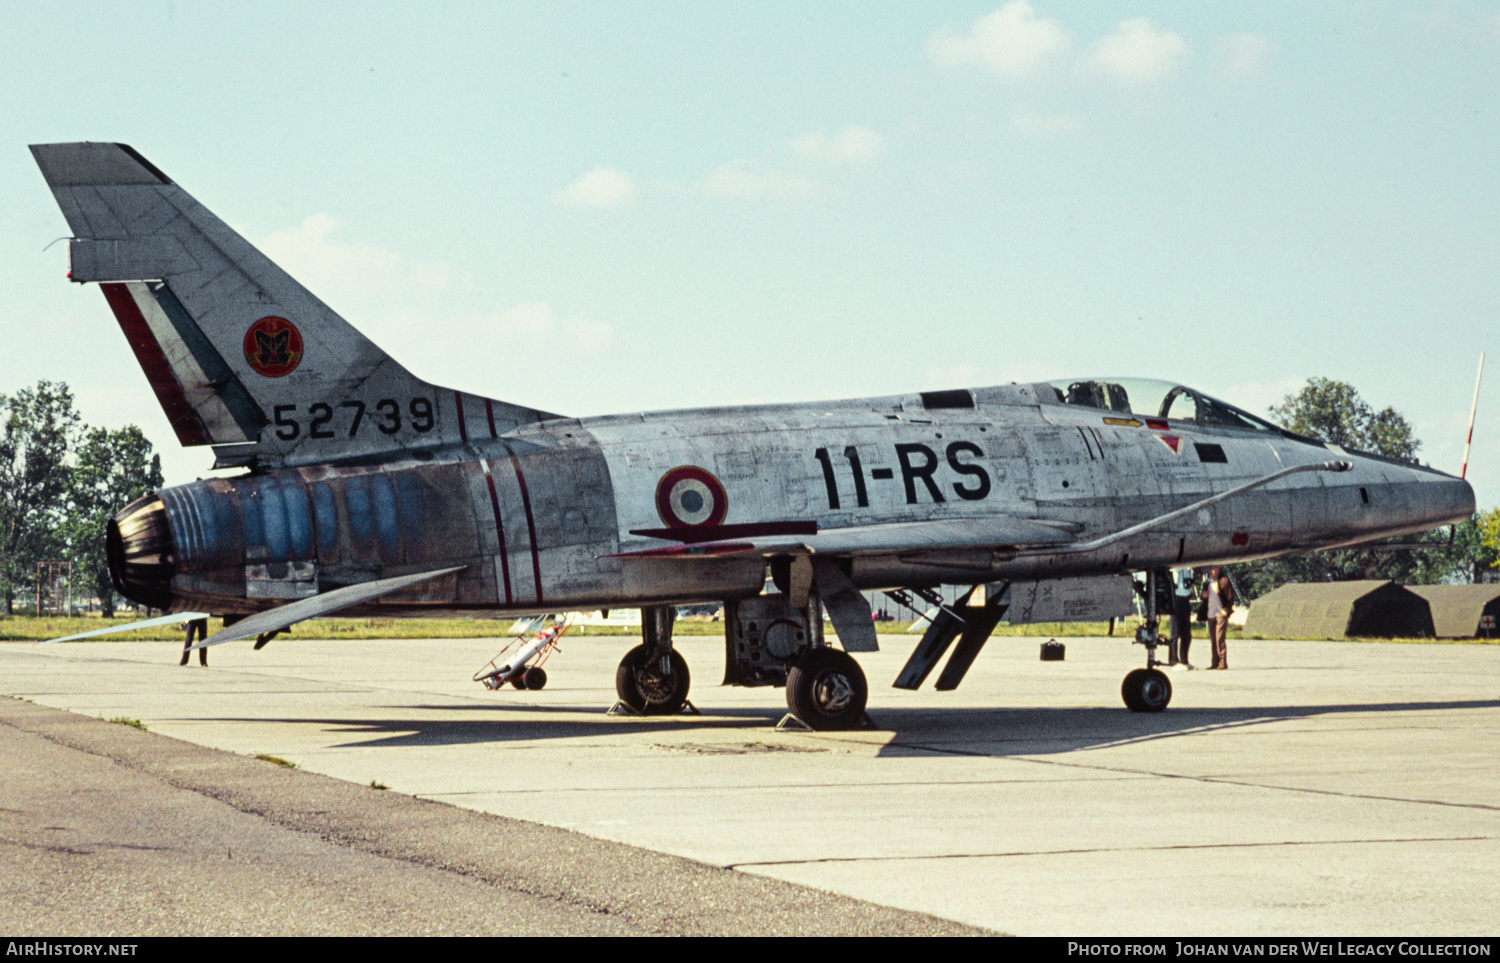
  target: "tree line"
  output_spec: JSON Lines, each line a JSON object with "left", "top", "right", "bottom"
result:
{"left": 0, "top": 381, "right": 162, "bottom": 617}
{"left": 1229, "top": 377, "right": 1500, "bottom": 599}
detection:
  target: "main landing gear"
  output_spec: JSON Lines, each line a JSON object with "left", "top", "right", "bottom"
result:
{"left": 614, "top": 606, "right": 692, "bottom": 715}
{"left": 1122, "top": 567, "right": 1174, "bottom": 713}
{"left": 613, "top": 598, "right": 871, "bottom": 730}
{"left": 785, "top": 648, "right": 868, "bottom": 730}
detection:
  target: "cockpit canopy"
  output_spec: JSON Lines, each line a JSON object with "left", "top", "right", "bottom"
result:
{"left": 1044, "top": 378, "right": 1282, "bottom": 433}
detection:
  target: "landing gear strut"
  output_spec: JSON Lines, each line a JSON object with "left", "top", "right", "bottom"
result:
{"left": 1122, "top": 567, "right": 1174, "bottom": 713}
{"left": 615, "top": 606, "right": 691, "bottom": 715}
{"left": 786, "top": 648, "right": 868, "bottom": 731}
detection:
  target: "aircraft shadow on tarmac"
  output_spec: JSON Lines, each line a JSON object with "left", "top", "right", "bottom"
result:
{"left": 197, "top": 698, "right": 1500, "bottom": 754}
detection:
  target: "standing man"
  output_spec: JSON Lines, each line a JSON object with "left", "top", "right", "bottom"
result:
{"left": 1199, "top": 567, "right": 1235, "bottom": 669}
{"left": 1170, "top": 569, "right": 1196, "bottom": 671}
{"left": 180, "top": 617, "right": 208, "bottom": 666}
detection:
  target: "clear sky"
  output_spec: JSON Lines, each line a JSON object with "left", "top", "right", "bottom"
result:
{"left": 4, "top": 2, "right": 1498, "bottom": 505}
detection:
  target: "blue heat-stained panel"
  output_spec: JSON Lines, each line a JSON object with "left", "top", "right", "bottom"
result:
{"left": 395, "top": 471, "right": 426, "bottom": 557}
{"left": 370, "top": 473, "right": 400, "bottom": 562}
{"left": 313, "top": 483, "right": 338, "bottom": 557}
{"left": 345, "top": 476, "right": 373, "bottom": 543}
{"left": 258, "top": 479, "right": 289, "bottom": 561}
{"left": 282, "top": 483, "right": 312, "bottom": 559}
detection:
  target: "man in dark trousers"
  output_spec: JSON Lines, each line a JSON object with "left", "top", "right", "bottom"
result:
{"left": 1198, "top": 567, "right": 1235, "bottom": 669}
{"left": 180, "top": 617, "right": 208, "bottom": 666}
{"left": 1170, "top": 569, "right": 1196, "bottom": 670}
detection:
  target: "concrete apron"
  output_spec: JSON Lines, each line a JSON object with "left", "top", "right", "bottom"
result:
{"left": 4, "top": 633, "right": 1498, "bottom": 936}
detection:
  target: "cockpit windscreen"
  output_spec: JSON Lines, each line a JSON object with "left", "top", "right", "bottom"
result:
{"left": 1045, "top": 378, "right": 1279, "bottom": 432}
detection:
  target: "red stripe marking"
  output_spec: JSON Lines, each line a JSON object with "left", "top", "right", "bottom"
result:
{"left": 604, "top": 541, "right": 756, "bottom": 559}
{"left": 509, "top": 452, "right": 544, "bottom": 604}
{"left": 485, "top": 399, "right": 497, "bottom": 438}
{"left": 100, "top": 284, "right": 211, "bottom": 446}
{"left": 484, "top": 469, "right": 513, "bottom": 606}
{"left": 454, "top": 391, "right": 469, "bottom": 442}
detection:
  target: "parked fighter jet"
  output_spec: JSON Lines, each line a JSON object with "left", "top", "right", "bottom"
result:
{"left": 31, "top": 143, "right": 1475, "bottom": 729}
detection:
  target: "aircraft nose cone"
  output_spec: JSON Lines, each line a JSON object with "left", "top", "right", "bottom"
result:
{"left": 1446, "top": 475, "right": 1477, "bottom": 520}
{"left": 1418, "top": 471, "right": 1476, "bottom": 528}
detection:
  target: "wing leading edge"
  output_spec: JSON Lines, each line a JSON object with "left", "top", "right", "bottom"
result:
{"left": 606, "top": 516, "right": 1081, "bottom": 560}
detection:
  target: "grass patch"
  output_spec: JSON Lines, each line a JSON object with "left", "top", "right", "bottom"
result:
{"left": 254, "top": 754, "right": 298, "bottom": 769}
{"left": 369, "top": 780, "right": 388, "bottom": 790}
{"left": 107, "top": 716, "right": 147, "bottom": 730}
{"left": 2, "top": 613, "right": 624, "bottom": 642}
{"left": 10, "top": 612, "right": 1493, "bottom": 646}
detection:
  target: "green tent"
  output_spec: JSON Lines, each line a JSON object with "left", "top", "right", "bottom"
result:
{"left": 1405, "top": 584, "right": 1500, "bottom": 639}
{"left": 1243, "top": 581, "right": 1433, "bottom": 639}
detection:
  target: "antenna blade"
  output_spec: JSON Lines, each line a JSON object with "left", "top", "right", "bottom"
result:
{"left": 1461, "top": 353, "right": 1485, "bottom": 480}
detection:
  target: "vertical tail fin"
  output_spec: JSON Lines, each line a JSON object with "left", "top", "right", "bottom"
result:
{"left": 31, "top": 142, "right": 557, "bottom": 467}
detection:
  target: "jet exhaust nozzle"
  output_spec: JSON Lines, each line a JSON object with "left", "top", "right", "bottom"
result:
{"left": 106, "top": 493, "right": 176, "bottom": 609}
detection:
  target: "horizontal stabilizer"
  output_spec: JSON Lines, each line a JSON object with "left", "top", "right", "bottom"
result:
{"left": 41, "top": 611, "right": 211, "bottom": 644}
{"left": 191, "top": 567, "right": 465, "bottom": 649}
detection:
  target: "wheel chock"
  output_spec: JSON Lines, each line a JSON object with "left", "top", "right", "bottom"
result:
{"left": 607, "top": 699, "right": 701, "bottom": 717}
{"left": 775, "top": 711, "right": 879, "bottom": 732}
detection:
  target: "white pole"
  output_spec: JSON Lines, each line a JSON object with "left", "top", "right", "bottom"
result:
{"left": 1461, "top": 353, "right": 1485, "bottom": 480}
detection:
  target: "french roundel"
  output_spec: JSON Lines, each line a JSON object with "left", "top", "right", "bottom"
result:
{"left": 655, "top": 466, "right": 728, "bottom": 529}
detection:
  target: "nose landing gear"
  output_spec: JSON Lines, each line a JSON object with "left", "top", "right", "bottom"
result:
{"left": 1121, "top": 667, "right": 1172, "bottom": 712}
{"left": 1123, "top": 567, "right": 1175, "bottom": 713}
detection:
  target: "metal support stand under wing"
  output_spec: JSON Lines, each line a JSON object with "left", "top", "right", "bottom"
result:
{"left": 890, "top": 587, "right": 970, "bottom": 690}
{"left": 890, "top": 584, "right": 1010, "bottom": 691}
{"left": 934, "top": 589, "right": 1011, "bottom": 691}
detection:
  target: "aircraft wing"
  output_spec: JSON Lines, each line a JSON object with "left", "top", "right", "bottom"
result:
{"left": 609, "top": 516, "right": 1079, "bottom": 559}
{"left": 41, "top": 610, "right": 213, "bottom": 644}
{"left": 190, "top": 566, "right": 467, "bottom": 649}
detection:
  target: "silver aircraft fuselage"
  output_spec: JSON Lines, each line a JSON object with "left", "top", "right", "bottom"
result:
{"left": 121, "top": 379, "right": 1474, "bottom": 618}
{"left": 35, "top": 141, "right": 1475, "bottom": 724}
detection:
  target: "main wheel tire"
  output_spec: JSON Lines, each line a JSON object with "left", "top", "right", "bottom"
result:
{"left": 786, "top": 648, "right": 868, "bottom": 731}
{"left": 510, "top": 675, "right": 528, "bottom": 690}
{"left": 1122, "top": 667, "right": 1171, "bottom": 712}
{"left": 522, "top": 666, "right": 547, "bottom": 690}
{"left": 615, "top": 645, "right": 690, "bottom": 715}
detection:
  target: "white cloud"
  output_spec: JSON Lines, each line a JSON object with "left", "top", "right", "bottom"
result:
{"left": 1009, "top": 107, "right": 1084, "bottom": 137}
{"left": 1217, "top": 376, "right": 1307, "bottom": 419}
{"left": 1087, "top": 18, "right": 1189, "bottom": 82}
{"left": 389, "top": 302, "right": 613, "bottom": 352}
{"left": 927, "top": 2, "right": 1070, "bottom": 77}
{"left": 920, "top": 359, "right": 1064, "bottom": 389}
{"left": 260, "top": 213, "right": 465, "bottom": 303}
{"left": 792, "top": 126, "right": 884, "bottom": 164}
{"left": 1217, "top": 32, "right": 1270, "bottom": 79}
{"left": 256, "top": 214, "right": 611, "bottom": 362}
{"left": 556, "top": 167, "right": 637, "bottom": 209}
{"left": 488, "top": 302, "right": 613, "bottom": 349}
{"left": 698, "top": 164, "right": 822, "bottom": 200}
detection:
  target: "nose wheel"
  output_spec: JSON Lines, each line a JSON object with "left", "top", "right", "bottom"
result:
{"left": 1122, "top": 667, "right": 1172, "bottom": 712}
{"left": 786, "top": 648, "right": 868, "bottom": 731}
